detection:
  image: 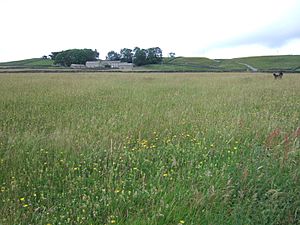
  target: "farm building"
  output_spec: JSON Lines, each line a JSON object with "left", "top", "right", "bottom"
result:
{"left": 70, "top": 64, "right": 86, "bottom": 69}
{"left": 86, "top": 61, "right": 102, "bottom": 68}
{"left": 86, "top": 60, "right": 133, "bottom": 70}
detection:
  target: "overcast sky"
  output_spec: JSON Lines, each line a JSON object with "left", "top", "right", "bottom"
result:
{"left": 1, "top": 0, "right": 300, "bottom": 62}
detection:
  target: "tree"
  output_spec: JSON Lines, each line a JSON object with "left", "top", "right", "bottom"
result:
{"left": 133, "top": 47, "right": 147, "bottom": 66}
{"left": 146, "top": 47, "right": 163, "bottom": 64}
{"left": 169, "top": 52, "right": 176, "bottom": 58}
{"left": 106, "top": 51, "right": 121, "bottom": 61}
{"left": 120, "top": 48, "right": 133, "bottom": 63}
{"left": 53, "top": 49, "right": 99, "bottom": 67}
{"left": 132, "top": 47, "right": 163, "bottom": 66}
{"left": 49, "top": 51, "right": 62, "bottom": 60}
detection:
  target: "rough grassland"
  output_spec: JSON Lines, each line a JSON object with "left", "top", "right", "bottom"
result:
{"left": 234, "top": 55, "right": 300, "bottom": 71}
{"left": 0, "top": 58, "right": 54, "bottom": 68}
{"left": 0, "top": 72, "right": 299, "bottom": 225}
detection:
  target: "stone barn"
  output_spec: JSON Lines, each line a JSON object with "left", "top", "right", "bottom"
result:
{"left": 70, "top": 64, "right": 86, "bottom": 69}
{"left": 86, "top": 60, "right": 133, "bottom": 70}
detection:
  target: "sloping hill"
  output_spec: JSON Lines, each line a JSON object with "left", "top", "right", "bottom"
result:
{"left": 143, "top": 55, "right": 300, "bottom": 72}
{"left": 142, "top": 57, "right": 247, "bottom": 72}
{"left": 233, "top": 55, "right": 300, "bottom": 72}
{"left": 0, "top": 58, "right": 54, "bottom": 68}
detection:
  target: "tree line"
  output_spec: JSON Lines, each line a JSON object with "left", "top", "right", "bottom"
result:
{"left": 50, "top": 47, "right": 163, "bottom": 67}
{"left": 106, "top": 47, "right": 163, "bottom": 66}
{"left": 50, "top": 49, "right": 99, "bottom": 67}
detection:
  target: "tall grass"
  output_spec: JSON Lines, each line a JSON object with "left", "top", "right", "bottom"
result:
{"left": 0, "top": 72, "right": 299, "bottom": 224}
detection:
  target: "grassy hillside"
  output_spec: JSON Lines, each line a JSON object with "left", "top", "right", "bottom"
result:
{"left": 142, "top": 57, "right": 247, "bottom": 72}
{"left": 0, "top": 58, "right": 54, "bottom": 68}
{"left": 233, "top": 55, "right": 300, "bottom": 71}
{"left": 1, "top": 55, "right": 300, "bottom": 72}
{"left": 0, "top": 72, "right": 299, "bottom": 224}
{"left": 143, "top": 55, "right": 300, "bottom": 72}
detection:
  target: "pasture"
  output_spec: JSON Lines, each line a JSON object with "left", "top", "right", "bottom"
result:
{"left": 0, "top": 72, "right": 299, "bottom": 224}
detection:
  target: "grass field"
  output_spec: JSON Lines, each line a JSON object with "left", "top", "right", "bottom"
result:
{"left": 141, "top": 56, "right": 300, "bottom": 72}
{"left": 0, "top": 72, "right": 299, "bottom": 224}
{"left": 142, "top": 57, "right": 246, "bottom": 72}
{"left": 233, "top": 55, "right": 300, "bottom": 71}
{"left": 0, "top": 58, "right": 54, "bottom": 68}
{"left": 2, "top": 55, "right": 300, "bottom": 72}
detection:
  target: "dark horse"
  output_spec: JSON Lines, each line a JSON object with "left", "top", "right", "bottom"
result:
{"left": 273, "top": 71, "right": 283, "bottom": 79}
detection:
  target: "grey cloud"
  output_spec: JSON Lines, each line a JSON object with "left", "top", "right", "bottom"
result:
{"left": 215, "top": 6, "right": 300, "bottom": 48}
{"left": 232, "top": 25, "right": 300, "bottom": 48}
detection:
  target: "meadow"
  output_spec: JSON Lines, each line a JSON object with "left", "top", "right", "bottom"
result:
{"left": 1, "top": 55, "right": 300, "bottom": 72}
{"left": 0, "top": 72, "right": 299, "bottom": 224}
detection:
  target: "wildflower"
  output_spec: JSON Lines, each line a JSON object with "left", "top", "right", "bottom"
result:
{"left": 163, "top": 173, "right": 168, "bottom": 177}
{"left": 234, "top": 146, "right": 238, "bottom": 150}
{"left": 110, "top": 219, "right": 116, "bottom": 223}
{"left": 114, "top": 189, "right": 121, "bottom": 193}
{"left": 179, "top": 220, "right": 185, "bottom": 224}
{"left": 23, "top": 204, "right": 29, "bottom": 208}
{"left": 20, "top": 197, "right": 25, "bottom": 201}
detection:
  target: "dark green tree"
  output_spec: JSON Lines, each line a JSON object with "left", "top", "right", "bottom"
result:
{"left": 49, "top": 51, "right": 62, "bottom": 60}
{"left": 53, "top": 49, "right": 99, "bottom": 67}
{"left": 132, "top": 47, "right": 163, "bottom": 66}
{"left": 133, "top": 47, "right": 147, "bottom": 66}
{"left": 169, "top": 52, "right": 176, "bottom": 58}
{"left": 146, "top": 47, "right": 163, "bottom": 64}
{"left": 106, "top": 51, "right": 121, "bottom": 61}
{"left": 120, "top": 48, "right": 133, "bottom": 63}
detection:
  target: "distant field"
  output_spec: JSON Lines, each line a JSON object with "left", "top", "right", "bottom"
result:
{"left": 1, "top": 55, "right": 300, "bottom": 72}
{"left": 0, "top": 72, "right": 299, "bottom": 224}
